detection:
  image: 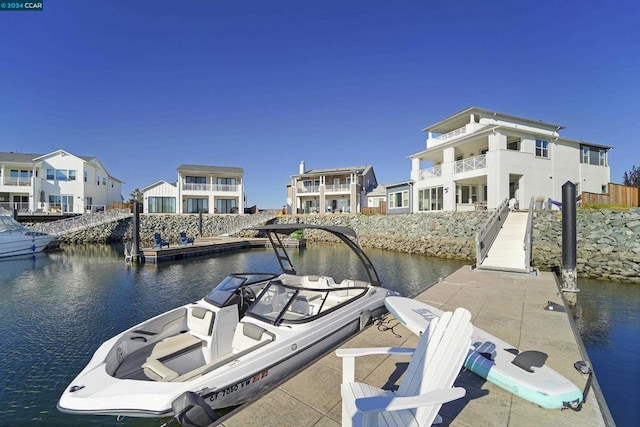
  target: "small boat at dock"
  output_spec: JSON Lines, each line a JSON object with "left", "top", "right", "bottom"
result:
{"left": 0, "top": 210, "right": 56, "bottom": 258}
{"left": 58, "top": 224, "right": 397, "bottom": 424}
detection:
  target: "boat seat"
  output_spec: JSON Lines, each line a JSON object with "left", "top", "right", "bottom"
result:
{"left": 147, "top": 307, "right": 214, "bottom": 360}
{"left": 171, "top": 323, "right": 275, "bottom": 382}
{"left": 142, "top": 358, "right": 180, "bottom": 381}
{"left": 148, "top": 333, "right": 202, "bottom": 361}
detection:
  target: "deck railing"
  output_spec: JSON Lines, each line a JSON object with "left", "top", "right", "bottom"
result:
{"left": 412, "top": 166, "right": 442, "bottom": 181}
{"left": 475, "top": 197, "right": 509, "bottom": 267}
{"left": 523, "top": 196, "right": 534, "bottom": 272}
{"left": 454, "top": 154, "right": 486, "bottom": 174}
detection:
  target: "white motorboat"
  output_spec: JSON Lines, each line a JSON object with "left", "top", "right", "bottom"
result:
{"left": 58, "top": 224, "right": 397, "bottom": 425}
{"left": 0, "top": 210, "right": 56, "bottom": 258}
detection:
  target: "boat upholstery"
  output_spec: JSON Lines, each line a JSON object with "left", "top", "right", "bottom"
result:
{"left": 171, "top": 322, "right": 275, "bottom": 382}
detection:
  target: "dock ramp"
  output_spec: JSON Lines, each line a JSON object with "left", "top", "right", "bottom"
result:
{"left": 476, "top": 198, "right": 534, "bottom": 274}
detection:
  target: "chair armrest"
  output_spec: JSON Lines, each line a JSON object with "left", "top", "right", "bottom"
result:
{"left": 336, "top": 347, "right": 414, "bottom": 358}
{"left": 337, "top": 347, "right": 414, "bottom": 384}
{"left": 355, "top": 387, "right": 466, "bottom": 413}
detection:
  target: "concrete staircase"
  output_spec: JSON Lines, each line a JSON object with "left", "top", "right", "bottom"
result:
{"left": 478, "top": 211, "right": 530, "bottom": 273}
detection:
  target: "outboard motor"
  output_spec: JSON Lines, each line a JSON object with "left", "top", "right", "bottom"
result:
{"left": 171, "top": 391, "right": 218, "bottom": 427}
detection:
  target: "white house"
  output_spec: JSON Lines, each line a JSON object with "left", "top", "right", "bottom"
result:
{"left": 141, "top": 164, "right": 245, "bottom": 214}
{"left": 288, "top": 161, "right": 378, "bottom": 214}
{"left": 0, "top": 150, "right": 123, "bottom": 214}
{"left": 409, "top": 107, "right": 611, "bottom": 212}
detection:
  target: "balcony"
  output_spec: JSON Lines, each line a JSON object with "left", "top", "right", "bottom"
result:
{"left": 182, "top": 183, "right": 239, "bottom": 192}
{"left": 454, "top": 154, "right": 486, "bottom": 174}
{"left": 325, "top": 184, "right": 351, "bottom": 193}
{"left": 2, "top": 177, "right": 32, "bottom": 187}
{"left": 297, "top": 185, "right": 320, "bottom": 193}
{"left": 411, "top": 166, "right": 442, "bottom": 181}
{"left": 426, "top": 123, "right": 485, "bottom": 148}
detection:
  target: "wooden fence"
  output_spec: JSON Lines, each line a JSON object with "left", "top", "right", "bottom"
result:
{"left": 362, "top": 202, "right": 387, "bottom": 215}
{"left": 582, "top": 183, "right": 639, "bottom": 207}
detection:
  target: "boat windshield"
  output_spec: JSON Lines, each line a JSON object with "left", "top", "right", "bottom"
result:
{"left": 246, "top": 280, "right": 367, "bottom": 324}
{"left": 205, "top": 273, "right": 277, "bottom": 307}
{"left": 0, "top": 215, "right": 28, "bottom": 233}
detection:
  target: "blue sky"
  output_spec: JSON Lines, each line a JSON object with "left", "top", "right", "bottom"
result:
{"left": 1, "top": 1, "right": 638, "bottom": 208}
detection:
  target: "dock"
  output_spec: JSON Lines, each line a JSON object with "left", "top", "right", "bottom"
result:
{"left": 219, "top": 266, "right": 609, "bottom": 426}
{"left": 140, "top": 237, "right": 306, "bottom": 263}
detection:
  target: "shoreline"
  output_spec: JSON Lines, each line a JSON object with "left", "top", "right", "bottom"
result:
{"left": 41, "top": 209, "right": 640, "bottom": 284}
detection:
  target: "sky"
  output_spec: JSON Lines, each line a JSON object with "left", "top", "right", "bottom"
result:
{"left": 1, "top": 0, "right": 639, "bottom": 208}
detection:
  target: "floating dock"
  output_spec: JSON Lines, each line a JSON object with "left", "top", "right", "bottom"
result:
{"left": 141, "top": 237, "right": 305, "bottom": 263}
{"left": 219, "top": 266, "right": 610, "bottom": 427}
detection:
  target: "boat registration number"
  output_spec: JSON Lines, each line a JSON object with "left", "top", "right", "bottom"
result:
{"left": 208, "top": 369, "right": 269, "bottom": 402}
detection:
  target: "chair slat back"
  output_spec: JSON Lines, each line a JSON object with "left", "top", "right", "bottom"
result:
{"left": 397, "top": 308, "right": 472, "bottom": 425}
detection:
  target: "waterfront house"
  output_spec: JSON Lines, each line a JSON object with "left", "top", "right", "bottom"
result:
{"left": 288, "top": 161, "right": 378, "bottom": 214}
{"left": 409, "top": 107, "right": 611, "bottom": 212}
{"left": 141, "top": 164, "right": 244, "bottom": 214}
{"left": 0, "top": 150, "right": 123, "bottom": 214}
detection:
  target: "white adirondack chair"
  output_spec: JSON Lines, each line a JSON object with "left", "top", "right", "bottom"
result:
{"left": 336, "top": 307, "right": 473, "bottom": 427}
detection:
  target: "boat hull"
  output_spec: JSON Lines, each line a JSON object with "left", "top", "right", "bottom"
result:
{"left": 0, "top": 233, "right": 55, "bottom": 258}
{"left": 59, "top": 294, "right": 390, "bottom": 418}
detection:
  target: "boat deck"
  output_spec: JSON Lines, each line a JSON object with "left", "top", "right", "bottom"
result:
{"left": 219, "top": 266, "right": 610, "bottom": 427}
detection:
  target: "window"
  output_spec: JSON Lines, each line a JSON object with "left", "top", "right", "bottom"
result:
{"left": 216, "top": 198, "right": 237, "bottom": 214}
{"left": 388, "top": 190, "right": 409, "bottom": 209}
{"left": 216, "top": 177, "right": 236, "bottom": 185}
{"left": 148, "top": 197, "right": 176, "bottom": 213}
{"left": 507, "top": 138, "right": 521, "bottom": 151}
{"left": 535, "top": 139, "right": 549, "bottom": 158}
{"left": 186, "top": 176, "right": 206, "bottom": 184}
{"left": 581, "top": 145, "right": 607, "bottom": 166}
{"left": 186, "top": 198, "right": 208, "bottom": 213}
{"left": 102, "top": 177, "right": 106, "bottom": 186}
{"left": 46, "top": 169, "right": 74, "bottom": 181}
{"left": 84, "top": 171, "right": 87, "bottom": 182}
{"left": 418, "top": 187, "right": 443, "bottom": 211}
{"left": 456, "top": 185, "right": 478, "bottom": 204}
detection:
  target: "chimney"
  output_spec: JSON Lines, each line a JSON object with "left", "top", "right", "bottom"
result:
{"left": 299, "top": 160, "right": 306, "bottom": 174}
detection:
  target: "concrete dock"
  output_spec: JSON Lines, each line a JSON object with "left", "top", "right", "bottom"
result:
{"left": 219, "top": 266, "right": 608, "bottom": 426}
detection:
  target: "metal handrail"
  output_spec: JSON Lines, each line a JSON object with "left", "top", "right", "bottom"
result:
{"left": 30, "top": 208, "right": 133, "bottom": 236}
{"left": 475, "top": 197, "right": 509, "bottom": 267}
{"left": 523, "top": 196, "right": 534, "bottom": 272}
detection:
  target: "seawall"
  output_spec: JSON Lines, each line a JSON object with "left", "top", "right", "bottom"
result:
{"left": 44, "top": 209, "right": 640, "bottom": 283}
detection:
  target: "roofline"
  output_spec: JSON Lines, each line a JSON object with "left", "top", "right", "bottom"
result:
{"left": 422, "top": 107, "right": 565, "bottom": 133}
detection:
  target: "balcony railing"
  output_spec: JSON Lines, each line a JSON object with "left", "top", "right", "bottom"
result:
{"left": 412, "top": 166, "right": 442, "bottom": 181}
{"left": 454, "top": 154, "right": 486, "bottom": 174}
{"left": 182, "top": 183, "right": 239, "bottom": 192}
{"left": 297, "top": 185, "right": 320, "bottom": 193}
{"left": 325, "top": 184, "right": 351, "bottom": 193}
{"left": 432, "top": 126, "right": 467, "bottom": 143}
{"left": 1, "top": 178, "right": 32, "bottom": 186}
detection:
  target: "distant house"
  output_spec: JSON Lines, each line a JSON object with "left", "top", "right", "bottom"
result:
{"left": 409, "top": 107, "right": 611, "bottom": 212}
{"left": 141, "top": 164, "right": 244, "bottom": 214}
{"left": 386, "top": 181, "right": 413, "bottom": 215}
{"left": 366, "top": 184, "right": 387, "bottom": 209}
{"left": 0, "top": 149, "right": 123, "bottom": 214}
{"left": 288, "top": 161, "right": 378, "bottom": 214}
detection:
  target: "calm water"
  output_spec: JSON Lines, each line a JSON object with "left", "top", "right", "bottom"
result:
{"left": 0, "top": 244, "right": 463, "bottom": 426}
{"left": 0, "top": 245, "right": 637, "bottom": 426}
